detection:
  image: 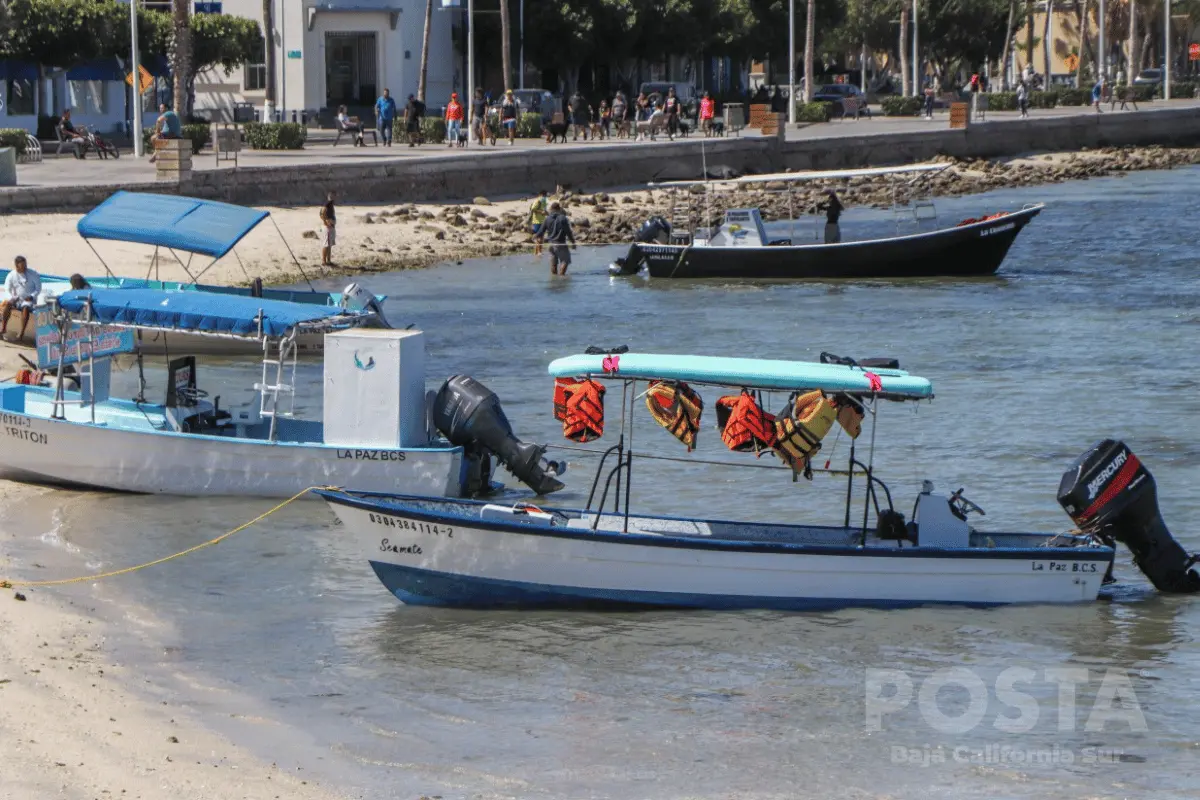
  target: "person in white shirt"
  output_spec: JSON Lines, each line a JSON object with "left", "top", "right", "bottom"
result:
{"left": 2, "top": 255, "right": 42, "bottom": 339}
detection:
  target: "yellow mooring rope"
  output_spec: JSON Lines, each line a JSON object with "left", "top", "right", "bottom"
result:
{"left": 0, "top": 485, "right": 338, "bottom": 589}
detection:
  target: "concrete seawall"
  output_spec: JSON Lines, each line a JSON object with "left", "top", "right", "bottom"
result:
{"left": 3, "top": 106, "right": 1200, "bottom": 214}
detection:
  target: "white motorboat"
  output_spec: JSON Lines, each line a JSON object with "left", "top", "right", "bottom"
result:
{"left": 0, "top": 288, "right": 564, "bottom": 499}
{"left": 321, "top": 350, "right": 1199, "bottom": 610}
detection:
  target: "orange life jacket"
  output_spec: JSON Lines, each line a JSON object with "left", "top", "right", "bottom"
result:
{"left": 553, "top": 377, "right": 574, "bottom": 422}
{"left": 773, "top": 389, "right": 836, "bottom": 473}
{"left": 831, "top": 395, "right": 865, "bottom": 439}
{"left": 716, "top": 391, "right": 776, "bottom": 452}
{"left": 645, "top": 380, "right": 703, "bottom": 451}
{"left": 560, "top": 379, "right": 606, "bottom": 442}
{"left": 15, "top": 368, "right": 43, "bottom": 386}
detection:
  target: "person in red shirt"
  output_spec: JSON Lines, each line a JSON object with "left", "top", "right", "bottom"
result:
{"left": 445, "top": 92, "right": 465, "bottom": 147}
{"left": 699, "top": 92, "right": 715, "bottom": 136}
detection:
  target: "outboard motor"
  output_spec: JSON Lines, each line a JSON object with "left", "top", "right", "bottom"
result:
{"left": 433, "top": 375, "right": 566, "bottom": 496}
{"left": 340, "top": 283, "right": 389, "bottom": 326}
{"left": 609, "top": 216, "right": 671, "bottom": 276}
{"left": 1057, "top": 439, "right": 1200, "bottom": 593}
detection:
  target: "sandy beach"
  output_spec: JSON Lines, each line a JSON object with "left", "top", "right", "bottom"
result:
{"left": 0, "top": 570, "right": 346, "bottom": 800}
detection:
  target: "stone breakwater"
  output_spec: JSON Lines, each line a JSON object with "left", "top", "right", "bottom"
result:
{"left": 316, "top": 145, "right": 1200, "bottom": 274}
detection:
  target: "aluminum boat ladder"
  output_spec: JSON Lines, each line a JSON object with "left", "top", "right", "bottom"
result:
{"left": 255, "top": 334, "right": 298, "bottom": 440}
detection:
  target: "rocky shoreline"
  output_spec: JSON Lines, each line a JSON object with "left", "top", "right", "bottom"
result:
{"left": 307, "top": 145, "right": 1200, "bottom": 275}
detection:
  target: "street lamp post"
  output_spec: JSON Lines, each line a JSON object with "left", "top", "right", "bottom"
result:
{"left": 788, "top": 0, "right": 795, "bottom": 124}
{"left": 131, "top": 0, "right": 143, "bottom": 157}
{"left": 467, "top": 0, "right": 474, "bottom": 148}
{"left": 1099, "top": 0, "right": 1106, "bottom": 80}
{"left": 519, "top": 0, "right": 524, "bottom": 90}
{"left": 1164, "top": 0, "right": 1171, "bottom": 100}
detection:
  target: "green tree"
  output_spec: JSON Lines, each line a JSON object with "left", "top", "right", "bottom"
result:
{"left": 417, "top": 0, "right": 432, "bottom": 101}
{"left": 171, "top": 0, "right": 190, "bottom": 114}
{"left": 184, "top": 11, "right": 261, "bottom": 114}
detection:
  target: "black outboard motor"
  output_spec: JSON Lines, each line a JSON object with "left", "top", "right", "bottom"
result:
{"left": 433, "top": 375, "right": 566, "bottom": 496}
{"left": 1057, "top": 439, "right": 1200, "bottom": 593}
{"left": 609, "top": 216, "right": 671, "bottom": 276}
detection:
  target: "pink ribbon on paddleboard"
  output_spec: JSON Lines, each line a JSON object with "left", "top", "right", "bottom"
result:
{"left": 602, "top": 355, "right": 620, "bottom": 374}
{"left": 865, "top": 371, "right": 883, "bottom": 392}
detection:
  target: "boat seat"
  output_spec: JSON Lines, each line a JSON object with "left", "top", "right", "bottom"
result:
{"left": 479, "top": 503, "right": 564, "bottom": 527}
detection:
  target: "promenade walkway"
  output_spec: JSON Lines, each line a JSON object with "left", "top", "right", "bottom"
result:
{"left": 12, "top": 98, "right": 1200, "bottom": 191}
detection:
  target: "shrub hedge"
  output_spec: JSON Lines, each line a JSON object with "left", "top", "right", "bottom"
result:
{"left": 142, "top": 123, "right": 212, "bottom": 154}
{"left": 795, "top": 101, "right": 834, "bottom": 123}
{"left": 880, "top": 96, "right": 923, "bottom": 116}
{"left": 243, "top": 121, "right": 307, "bottom": 149}
{"left": 0, "top": 128, "right": 28, "bottom": 154}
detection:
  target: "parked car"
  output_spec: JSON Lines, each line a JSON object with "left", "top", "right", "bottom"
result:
{"left": 811, "top": 83, "right": 870, "bottom": 116}
{"left": 1133, "top": 68, "right": 1163, "bottom": 86}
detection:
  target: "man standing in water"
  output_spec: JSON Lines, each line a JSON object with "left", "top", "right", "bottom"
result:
{"left": 542, "top": 203, "right": 577, "bottom": 276}
{"left": 818, "top": 189, "right": 844, "bottom": 244}
{"left": 527, "top": 190, "right": 549, "bottom": 256}
{"left": 319, "top": 191, "right": 337, "bottom": 267}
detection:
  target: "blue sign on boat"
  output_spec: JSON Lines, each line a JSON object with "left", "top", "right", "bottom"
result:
{"left": 34, "top": 307, "right": 137, "bottom": 369}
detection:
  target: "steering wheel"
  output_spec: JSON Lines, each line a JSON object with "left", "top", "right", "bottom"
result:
{"left": 949, "top": 488, "right": 986, "bottom": 520}
{"left": 178, "top": 386, "right": 209, "bottom": 404}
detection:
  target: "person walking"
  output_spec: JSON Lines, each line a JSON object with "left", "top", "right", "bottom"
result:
{"left": 1091, "top": 78, "right": 1105, "bottom": 113}
{"left": 445, "top": 92, "right": 465, "bottom": 147}
{"left": 405, "top": 94, "right": 425, "bottom": 146}
{"left": 1016, "top": 80, "right": 1030, "bottom": 119}
{"left": 499, "top": 90, "right": 519, "bottom": 145}
{"left": 470, "top": 87, "right": 488, "bottom": 144}
{"left": 569, "top": 90, "right": 589, "bottom": 140}
{"left": 817, "top": 189, "right": 843, "bottom": 244}
{"left": 541, "top": 202, "right": 577, "bottom": 276}
{"left": 699, "top": 91, "right": 715, "bottom": 135}
{"left": 612, "top": 91, "right": 627, "bottom": 132}
{"left": 663, "top": 87, "right": 681, "bottom": 139}
{"left": 374, "top": 88, "right": 397, "bottom": 145}
{"left": 319, "top": 191, "right": 337, "bottom": 267}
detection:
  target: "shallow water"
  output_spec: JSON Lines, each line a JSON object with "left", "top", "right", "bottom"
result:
{"left": 6, "top": 167, "right": 1200, "bottom": 799}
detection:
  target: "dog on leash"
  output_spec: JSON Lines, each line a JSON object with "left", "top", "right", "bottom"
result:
{"left": 614, "top": 119, "right": 633, "bottom": 139}
{"left": 542, "top": 122, "right": 569, "bottom": 143}
{"left": 456, "top": 129, "right": 469, "bottom": 147}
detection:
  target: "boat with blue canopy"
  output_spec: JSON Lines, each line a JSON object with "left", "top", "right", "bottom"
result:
{"left": 321, "top": 347, "right": 1200, "bottom": 610}
{"left": 1, "top": 191, "right": 390, "bottom": 355}
{"left": 0, "top": 288, "right": 565, "bottom": 499}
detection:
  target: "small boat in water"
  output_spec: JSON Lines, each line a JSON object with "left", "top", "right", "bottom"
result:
{"left": 1, "top": 191, "right": 389, "bottom": 355}
{"left": 322, "top": 351, "right": 1199, "bottom": 610}
{"left": 609, "top": 163, "right": 1043, "bottom": 280}
{"left": 0, "top": 288, "right": 564, "bottom": 498}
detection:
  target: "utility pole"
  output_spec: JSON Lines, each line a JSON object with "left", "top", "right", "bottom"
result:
{"left": 131, "top": 0, "right": 142, "bottom": 157}
{"left": 467, "top": 0, "right": 474, "bottom": 147}
{"left": 912, "top": 0, "right": 919, "bottom": 96}
{"left": 519, "top": 0, "right": 524, "bottom": 90}
{"left": 1164, "top": 0, "right": 1172, "bottom": 100}
{"left": 788, "top": 0, "right": 795, "bottom": 124}
{"left": 1099, "top": 0, "right": 1106, "bottom": 80}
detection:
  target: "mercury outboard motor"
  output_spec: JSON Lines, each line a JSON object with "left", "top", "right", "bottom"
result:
{"left": 433, "top": 375, "right": 566, "bottom": 496}
{"left": 1057, "top": 439, "right": 1200, "bottom": 593}
{"left": 340, "top": 283, "right": 390, "bottom": 327}
{"left": 609, "top": 216, "right": 672, "bottom": 276}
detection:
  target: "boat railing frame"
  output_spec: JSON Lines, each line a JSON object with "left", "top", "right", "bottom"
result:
{"left": 567, "top": 374, "right": 900, "bottom": 537}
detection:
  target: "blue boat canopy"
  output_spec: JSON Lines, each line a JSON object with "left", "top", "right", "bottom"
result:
{"left": 76, "top": 191, "right": 270, "bottom": 258}
{"left": 548, "top": 352, "right": 933, "bottom": 398}
{"left": 57, "top": 288, "right": 360, "bottom": 338}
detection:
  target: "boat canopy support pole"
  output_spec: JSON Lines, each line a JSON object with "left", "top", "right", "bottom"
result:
{"left": 81, "top": 238, "right": 117, "bottom": 280}
{"left": 134, "top": 331, "right": 147, "bottom": 404}
{"left": 844, "top": 440, "right": 856, "bottom": 528}
{"left": 166, "top": 248, "right": 199, "bottom": 283}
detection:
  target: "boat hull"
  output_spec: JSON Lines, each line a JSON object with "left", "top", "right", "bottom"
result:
{"left": 323, "top": 493, "right": 1111, "bottom": 610}
{"left": 8, "top": 326, "right": 328, "bottom": 357}
{"left": 0, "top": 409, "right": 465, "bottom": 499}
{"left": 623, "top": 207, "right": 1041, "bottom": 280}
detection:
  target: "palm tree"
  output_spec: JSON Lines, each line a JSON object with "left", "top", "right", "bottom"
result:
{"left": 171, "top": 0, "right": 191, "bottom": 115}
{"left": 418, "top": 0, "right": 433, "bottom": 101}
{"left": 499, "top": 0, "right": 512, "bottom": 91}
{"left": 1075, "top": 0, "right": 1089, "bottom": 85}
{"left": 803, "top": 0, "right": 815, "bottom": 102}
{"left": 1001, "top": 0, "right": 1017, "bottom": 89}
{"left": 1042, "top": 0, "right": 1053, "bottom": 81}
{"left": 1127, "top": 0, "right": 1138, "bottom": 80}
{"left": 261, "top": 0, "right": 275, "bottom": 115}
{"left": 900, "top": 7, "right": 910, "bottom": 96}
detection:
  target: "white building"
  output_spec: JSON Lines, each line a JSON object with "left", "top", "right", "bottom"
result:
{"left": 194, "top": 0, "right": 458, "bottom": 123}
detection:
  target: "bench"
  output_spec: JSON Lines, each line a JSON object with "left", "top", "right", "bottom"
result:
{"left": 334, "top": 117, "right": 377, "bottom": 146}
{"left": 1109, "top": 87, "right": 1140, "bottom": 111}
{"left": 839, "top": 97, "right": 871, "bottom": 120}
{"left": 19, "top": 135, "right": 41, "bottom": 163}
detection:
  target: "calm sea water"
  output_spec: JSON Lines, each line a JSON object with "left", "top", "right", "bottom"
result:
{"left": 5, "top": 167, "right": 1200, "bottom": 800}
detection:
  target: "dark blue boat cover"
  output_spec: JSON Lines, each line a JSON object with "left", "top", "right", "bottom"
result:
{"left": 57, "top": 288, "right": 350, "bottom": 337}
{"left": 76, "top": 191, "right": 270, "bottom": 258}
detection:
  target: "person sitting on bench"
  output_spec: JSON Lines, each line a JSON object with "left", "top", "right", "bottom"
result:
{"left": 1, "top": 256, "right": 42, "bottom": 340}
{"left": 337, "top": 105, "right": 366, "bottom": 146}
